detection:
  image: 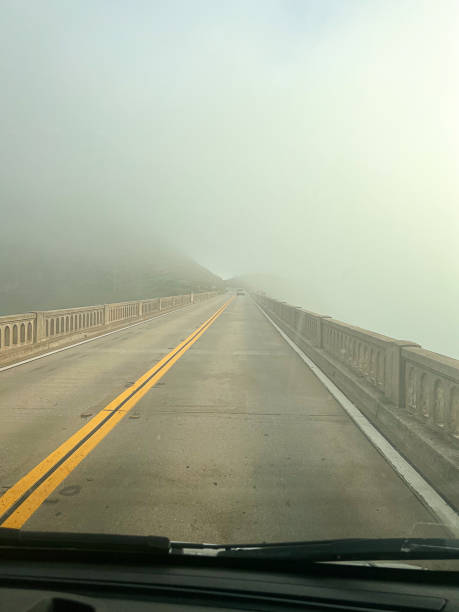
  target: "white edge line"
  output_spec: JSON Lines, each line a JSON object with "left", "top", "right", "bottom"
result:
{"left": 254, "top": 300, "right": 459, "bottom": 537}
{"left": 0, "top": 300, "right": 218, "bottom": 373}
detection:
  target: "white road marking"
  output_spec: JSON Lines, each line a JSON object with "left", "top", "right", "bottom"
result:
{"left": 0, "top": 301, "right": 218, "bottom": 373}
{"left": 255, "top": 300, "right": 459, "bottom": 537}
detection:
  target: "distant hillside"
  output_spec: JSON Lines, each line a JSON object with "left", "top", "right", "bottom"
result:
{"left": 0, "top": 239, "right": 223, "bottom": 315}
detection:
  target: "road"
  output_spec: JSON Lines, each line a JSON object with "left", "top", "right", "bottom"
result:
{"left": 0, "top": 294, "right": 449, "bottom": 543}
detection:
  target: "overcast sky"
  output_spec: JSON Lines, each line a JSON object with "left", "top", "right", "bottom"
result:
{"left": 1, "top": 0, "right": 458, "bottom": 357}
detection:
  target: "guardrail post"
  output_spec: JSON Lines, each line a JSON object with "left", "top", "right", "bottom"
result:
{"left": 316, "top": 316, "right": 332, "bottom": 348}
{"left": 138, "top": 301, "right": 143, "bottom": 319}
{"left": 104, "top": 304, "right": 110, "bottom": 325}
{"left": 34, "top": 312, "right": 44, "bottom": 343}
{"left": 389, "top": 341, "right": 420, "bottom": 408}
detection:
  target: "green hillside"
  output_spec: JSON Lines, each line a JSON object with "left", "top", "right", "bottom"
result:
{"left": 0, "top": 240, "right": 223, "bottom": 316}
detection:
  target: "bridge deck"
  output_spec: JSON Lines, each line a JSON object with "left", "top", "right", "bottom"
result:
{"left": 0, "top": 295, "right": 447, "bottom": 541}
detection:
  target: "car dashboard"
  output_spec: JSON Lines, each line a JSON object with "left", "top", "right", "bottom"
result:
{"left": 1, "top": 552, "right": 459, "bottom": 612}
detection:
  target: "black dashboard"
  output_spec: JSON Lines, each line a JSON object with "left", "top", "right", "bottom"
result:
{"left": 1, "top": 552, "right": 459, "bottom": 612}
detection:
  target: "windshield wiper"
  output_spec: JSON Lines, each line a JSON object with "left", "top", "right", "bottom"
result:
{"left": 0, "top": 527, "right": 170, "bottom": 555}
{"left": 214, "top": 538, "right": 459, "bottom": 562}
{"left": 2, "top": 529, "right": 459, "bottom": 563}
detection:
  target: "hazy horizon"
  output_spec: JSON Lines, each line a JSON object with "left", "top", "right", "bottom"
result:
{"left": 1, "top": 1, "right": 458, "bottom": 358}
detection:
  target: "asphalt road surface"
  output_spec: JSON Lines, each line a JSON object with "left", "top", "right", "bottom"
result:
{"left": 0, "top": 294, "right": 450, "bottom": 543}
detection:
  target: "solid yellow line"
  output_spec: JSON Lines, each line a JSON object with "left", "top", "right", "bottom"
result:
{"left": 0, "top": 297, "right": 233, "bottom": 529}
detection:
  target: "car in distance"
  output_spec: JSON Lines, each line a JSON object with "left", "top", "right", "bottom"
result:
{"left": 237, "top": 289, "right": 245, "bottom": 296}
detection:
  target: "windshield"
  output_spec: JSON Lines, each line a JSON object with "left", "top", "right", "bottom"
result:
{"left": 1, "top": 0, "right": 459, "bottom": 570}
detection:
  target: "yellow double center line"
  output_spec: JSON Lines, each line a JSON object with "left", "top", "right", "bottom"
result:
{"left": 0, "top": 297, "right": 233, "bottom": 529}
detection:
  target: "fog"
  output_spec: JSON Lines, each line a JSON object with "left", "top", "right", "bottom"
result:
{"left": 1, "top": 1, "right": 458, "bottom": 357}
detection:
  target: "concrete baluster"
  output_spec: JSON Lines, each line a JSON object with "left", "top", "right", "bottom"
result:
{"left": 104, "top": 304, "right": 111, "bottom": 325}
{"left": 34, "top": 312, "right": 44, "bottom": 344}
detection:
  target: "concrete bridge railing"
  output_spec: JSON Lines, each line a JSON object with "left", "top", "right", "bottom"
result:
{"left": 254, "top": 293, "right": 459, "bottom": 509}
{"left": 0, "top": 291, "right": 218, "bottom": 367}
